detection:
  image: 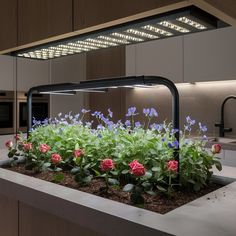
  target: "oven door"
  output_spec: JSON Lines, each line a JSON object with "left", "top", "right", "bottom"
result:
{"left": 0, "top": 101, "right": 14, "bottom": 134}
{"left": 18, "top": 101, "right": 49, "bottom": 132}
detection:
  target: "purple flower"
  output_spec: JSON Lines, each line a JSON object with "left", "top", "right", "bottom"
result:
{"left": 161, "top": 137, "right": 166, "bottom": 142}
{"left": 149, "top": 108, "right": 158, "bottom": 117}
{"left": 199, "top": 122, "right": 207, "bottom": 132}
{"left": 74, "top": 113, "right": 80, "bottom": 119}
{"left": 143, "top": 108, "right": 150, "bottom": 116}
{"left": 184, "top": 139, "right": 190, "bottom": 145}
{"left": 108, "top": 108, "right": 113, "bottom": 118}
{"left": 135, "top": 121, "right": 141, "bottom": 128}
{"left": 186, "top": 116, "right": 195, "bottom": 126}
{"left": 126, "top": 107, "right": 138, "bottom": 117}
{"left": 97, "top": 124, "right": 103, "bottom": 130}
{"left": 202, "top": 135, "right": 208, "bottom": 141}
{"left": 58, "top": 113, "right": 62, "bottom": 117}
{"left": 125, "top": 120, "right": 131, "bottom": 127}
{"left": 171, "top": 129, "right": 179, "bottom": 135}
{"left": 184, "top": 125, "right": 191, "bottom": 132}
{"left": 167, "top": 141, "right": 179, "bottom": 149}
{"left": 150, "top": 123, "right": 163, "bottom": 132}
{"left": 92, "top": 111, "right": 101, "bottom": 117}
{"left": 81, "top": 109, "right": 90, "bottom": 114}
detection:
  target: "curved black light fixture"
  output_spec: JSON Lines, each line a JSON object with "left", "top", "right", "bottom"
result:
{"left": 27, "top": 75, "right": 180, "bottom": 171}
{"left": 13, "top": 6, "right": 226, "bottom": 60}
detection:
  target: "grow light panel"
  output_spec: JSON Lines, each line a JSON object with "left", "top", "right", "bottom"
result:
{"left": 14, "top": 6, "right": 222, "bottom": 60}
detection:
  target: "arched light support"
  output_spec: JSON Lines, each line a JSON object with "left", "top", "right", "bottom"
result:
{"left": 27, "top": 76, "right": 180, "bottom": 171}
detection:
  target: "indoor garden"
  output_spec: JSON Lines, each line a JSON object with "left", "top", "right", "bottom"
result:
{"left": 5, "top": 107, "right": 222, "bottom": 213}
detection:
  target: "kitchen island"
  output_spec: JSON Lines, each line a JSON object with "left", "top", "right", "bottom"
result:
{"left": 0, "top": 164, "right": 235, "bottom": 236}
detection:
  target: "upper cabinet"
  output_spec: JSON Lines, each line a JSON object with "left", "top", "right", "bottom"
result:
{"left": 126, "top": 37, "right": 184, "bottom": 83}
{"left": 184, "top": 26, "right": 236, "bottom": 82}
{"left": 18, "top": 0, "right": 73, "bottom": 45}
{"left": 0, "top": 0, "right": 17, "bottom": 51}
{"left": 73, "top": 0, "right": 184, "bottom": 29}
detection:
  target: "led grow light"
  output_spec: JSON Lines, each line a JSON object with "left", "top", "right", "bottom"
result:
{"left": 14, "top": 6, "right": 223, "bottom": 60}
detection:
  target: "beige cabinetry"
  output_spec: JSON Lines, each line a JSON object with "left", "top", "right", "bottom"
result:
{"left": 184, "top": 26, "right": 236, "bottom": 82}
{"left": 0, "top": 55, "right": 15, "bottom": 91}
{"left": 126, "top": 37, "right": 184, "bottom": 83}
{"left": 16, "top": 58, "right": 50, "bottom": 92}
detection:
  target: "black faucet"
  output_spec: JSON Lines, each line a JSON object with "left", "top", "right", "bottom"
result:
{"left": 215, "top": 95, "right": 236, "bottom": 137}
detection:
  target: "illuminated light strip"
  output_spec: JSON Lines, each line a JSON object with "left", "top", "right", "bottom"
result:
{"left": 86, "top": 38, "right": 118, "bottom": 46}
{"left": 68, "top": 43, "right": 98, "bottom": 50}
{"left": 76, "top": 40, "right": 108, "bottom": 48}
{"left": 159, "top": 21, "right": 190, "bottom": 33}
{"left": 142, "top": 25, "right": 173, "bottom": 36}
{"left": 126, "top": 29, "right": 159, "bottom": 39}
{"left": 111, "top": 32, "right": 144, "bottom": 42}
{"left": 176, "top": 17, "right": 207, "bottom": 30}
{"left": 98, "top": 36, "right": 129, "bottom": 44}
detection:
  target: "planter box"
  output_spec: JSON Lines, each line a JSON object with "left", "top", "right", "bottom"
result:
{"left": 0, "top": 166, "right": 236, "bottom": 236}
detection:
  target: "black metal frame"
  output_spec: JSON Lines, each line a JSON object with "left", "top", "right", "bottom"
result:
{"left": 27, "top": 75, "right": 180, "bottom": 170}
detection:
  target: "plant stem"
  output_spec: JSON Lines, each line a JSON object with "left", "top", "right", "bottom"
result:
{"left": 105, "top": 171, "right": 109, "bottom": 191}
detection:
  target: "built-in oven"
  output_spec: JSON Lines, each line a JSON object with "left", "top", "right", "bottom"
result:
{"left": 17, "top": 92, "right": 49, "bottom": 132}
{"left": 0, "top": 91, "right": 15, "bottom": 135}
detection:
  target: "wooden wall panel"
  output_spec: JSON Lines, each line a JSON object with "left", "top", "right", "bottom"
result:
{"left": 0, "top": 0, "right": 17, "bottom": 51}
{"left": 18, "top": 0, "right": 73, "bottom": 45}
{"left": 86, "top": 46, "right": 126, "bottom": 121}
{"left": 0, "top": 194, "right": 18, "bottom": 236}
{"left": 74, "top": 0, "right": 185, "bottom": 30}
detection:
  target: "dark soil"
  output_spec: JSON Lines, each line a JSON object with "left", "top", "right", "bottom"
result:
{"left": 5, "top": 165, "right": 223, "bottom": 214}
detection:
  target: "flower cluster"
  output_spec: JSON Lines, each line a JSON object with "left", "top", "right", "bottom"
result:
{"left": 5, "top": 108, "right": 222, "bottom": 203}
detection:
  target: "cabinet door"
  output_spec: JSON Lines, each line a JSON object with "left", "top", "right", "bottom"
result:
{"left": 184, "top": 26, "right": 236, "bottom": 82}
{"left": 18, "top": 0, "right": 73, "bottom": 45}
{"left": 0, "top": 55, "right": 15, "bottom": 91}
{"left": 50, "top": 54, "right": 86, "bottom": 117}
{"left": 0, "top": 0, "right": 17, "bottom": 51}
{"left": 74, "top": 0, "right": 184, "bottom": 30}
{"left": 17, "top": 58, "right": 50, "bottom": 92}
{"left": 126, "top": 37, "right": 184, "bottom": 83}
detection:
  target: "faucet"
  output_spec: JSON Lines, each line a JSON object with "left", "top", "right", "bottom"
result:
{"left": 215, "top": 95, "right": 236, "bottom": 137}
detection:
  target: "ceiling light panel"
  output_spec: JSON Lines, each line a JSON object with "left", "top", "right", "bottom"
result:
{"left": 14, "top": 7, "right": 221, "bottom": 60}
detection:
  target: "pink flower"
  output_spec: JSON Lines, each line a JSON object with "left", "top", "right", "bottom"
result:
{"left": 167, "top": 160, "right": 178, "bottom": 172}
{"left": 129, "top": 160, "right": 145, "bottom": 177}
{"left": 14, "top": 134, "right": 21, "bottom": 141}
{"left": 74, "top": 149, "right": 84, "bottom": 158}
{"left": 51, "top": 153, "right": 62, "bottom": 164}
{"left": 5, "top": 140, "right": 13, "bottom": 149}
{"left": 100, "top": 158, "right": 115, "bottom": 171}
{"left": 23, "top": 143, "right": 32, "bottom": 151}
{"left": 211, "top": 144, "right": 221, "bottom": 154}
{"left": 39, "top": 144, "right": 51, "bottom": 153}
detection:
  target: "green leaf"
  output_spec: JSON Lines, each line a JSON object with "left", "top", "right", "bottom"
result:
{"left": 156, "top": 185, "right": 167, "bottom": 192}
{"left": 42, "top": 162, "right": 51, "bottom": 171}
{"left": 145, "top": 190, "right": 157, "bottom": 196}
{"left": 54, "top": 167, "right": 62, "bottom": 172}
{"left": 110, "top": 170, "right": 119, "bottom": 176}
{"left": 108, "top": 178, "right": 119, "bottom": 185}
{"left": 144, "top": 171, "right": 152, "bottom": 179}
{"left": 71, "top": 167, "right": 80, "bottom": 174}
{"left": 151, "top": 166, "right": 160, "bottom": 172}
{"left": 82, "top": 176, "right": 92, "bottom": 184}
{"left": 123, "top": 183, "right": 134, "bottom": 192}
{"left": 121, "top": 169, "right": 129, "bottom": 174}
{"left": 214, "top": 160, "right": 222, "bottom": 171}
{"left": 53, "top": 173, "right": 64, "bottom": 183}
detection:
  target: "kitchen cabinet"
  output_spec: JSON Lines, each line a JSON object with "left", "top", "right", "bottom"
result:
{"left": 18, "top": 0, "right": 73, "bottom": 46}
{"left": 126, "top": 37, "right": 184, "bottom": 83}
{"left": 50, "top": 54, "right": 87, "bottom": 117}
{"left": 73, "top": 0, "right": 185, "bottom": 30}
{"left": 16, "top": 58, "right": 50, "bottom": 92}
{"left": 0, "top": 55, "right": 15, "bottom": 91}
{"left": 0, "top": 0, "right": 17, "bottom": 51}
{"left": 86, "top": 46, "right": 126, "bottom": 120}
{"left": 184, "top": 26, "right": 236, "bottom": 82}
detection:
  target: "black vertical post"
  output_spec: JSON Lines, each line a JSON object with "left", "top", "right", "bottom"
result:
{"left": 27, "top": 88, "right": 34, "bottom": 137}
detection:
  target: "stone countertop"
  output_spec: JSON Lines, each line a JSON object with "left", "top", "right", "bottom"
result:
{"left": 0, "top": 165, "right": 235, "bottom": 236}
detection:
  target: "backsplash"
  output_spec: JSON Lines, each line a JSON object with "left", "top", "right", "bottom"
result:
{"left": 125, "top": 80, "right": 236, "bottom": 137}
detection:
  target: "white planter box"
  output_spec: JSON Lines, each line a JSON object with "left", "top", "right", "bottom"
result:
{"left": 0, "top": 167, "right": 236, "bottom": 236}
